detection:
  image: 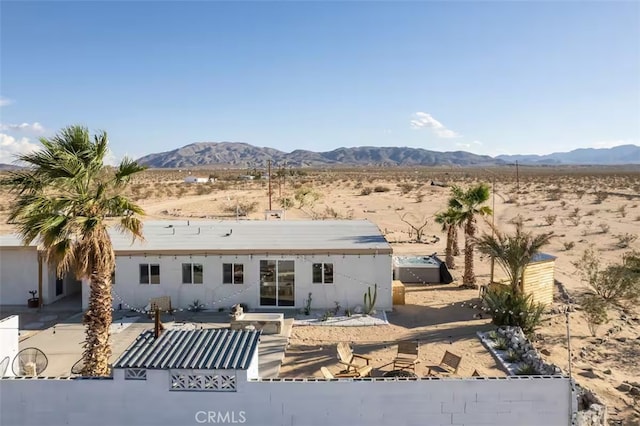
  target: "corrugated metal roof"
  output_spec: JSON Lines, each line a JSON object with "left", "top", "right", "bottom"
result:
{"left": 113, "top": 329, "right": 260, "bottom": 370}
{"left": 107, "top": 219, "right": 391, "bottom": 253}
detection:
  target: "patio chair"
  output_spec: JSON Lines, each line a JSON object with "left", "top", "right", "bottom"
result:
{"left": 392, "top": 340, "right": 420, "bottom": 372}
{"left": 146, "top": 296, "right": 174, "bottom": 319}
{"left": 320, "top": 365, "right": 373, "bottom": 379}
{"left": 427, "top": 350, "right": 462, "bottom": 376}
{"left": 336, "top": 342, "right": 372, "bottom": 373}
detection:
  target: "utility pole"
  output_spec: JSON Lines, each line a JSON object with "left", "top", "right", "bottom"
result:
{"left": 268, "top": 159, "right": 272, "bottom": 211}
{"left": 490, "top": 174, "right": 496, "bottom": 283}
{"left": 516, "top": 160, "right": 520, "bottom": 194}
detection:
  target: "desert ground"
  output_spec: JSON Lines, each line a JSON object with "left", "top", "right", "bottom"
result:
{"left": 1, "top": 165, "right": 639, "bottom": 424}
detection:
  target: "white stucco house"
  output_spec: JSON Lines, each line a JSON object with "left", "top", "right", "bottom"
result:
{"left": 0, "top": 220, "right": 393, "bottom": 312}
{"left": 0, "top": 235, "right": 81, "bottom": 306}
{"left": 104, "top": 219, "right": 392, "bottom": 312}
{"left": 183, "top": 176, "right": 210, "bottom": 183}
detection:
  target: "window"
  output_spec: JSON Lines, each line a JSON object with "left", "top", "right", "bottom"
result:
{"left": 182, "top": 263, "right": 203, "bottom": 284}
{"left": 223, "top": 263, "right": 244, "bottom": 284}
{"left": 140, "top": 264, "right": 160, "bottom": 284}
{"left": 312, "top": 263, "right": 333, "bottom": 284}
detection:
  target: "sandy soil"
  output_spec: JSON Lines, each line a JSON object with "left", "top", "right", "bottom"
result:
{"left": 1, "top": 168, "right": 639, "bottom": 424}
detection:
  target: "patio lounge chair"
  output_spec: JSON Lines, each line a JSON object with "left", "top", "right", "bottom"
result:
{"left": 392, "top": 340, "right": 420, "bottom": 372}
{"left": 336, "top": 342, "right": 372, "bottom": 373}
{"left": 427, "top": 350, "right": 462, "bottom": 376}
{"left": 320, "top": 365, "right": 373, "bottom": 379}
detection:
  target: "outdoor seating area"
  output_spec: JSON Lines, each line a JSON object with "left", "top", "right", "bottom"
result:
{"left": 313, "top": 340, "right": 475, "bottom": 379}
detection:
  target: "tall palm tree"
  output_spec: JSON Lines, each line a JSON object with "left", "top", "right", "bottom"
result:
{"left": 475, "top": 223, "right": 553, "bottom": 294}
{"left": 434, "top": 208, "right": 462, "bottom": 269}
{"left": 448, "top": 183, "right": 493, "bottom": 288}
{"left": 3, "top": 126, "right": 146, "bottom": 376}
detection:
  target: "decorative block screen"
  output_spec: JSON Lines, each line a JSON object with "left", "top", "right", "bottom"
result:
{"left": 170, "top": 372, "right": 237, "bottom": 392}
{"left": 124, "top": 369, "right": 147, "bottom": 380}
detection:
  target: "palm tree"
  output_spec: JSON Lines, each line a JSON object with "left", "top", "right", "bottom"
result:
{"left": 3, "top": 126, "right": 146, "bottom": 376}
{"left": 475, "top": 222, "right": 553, "bottom": 294}
{"left": 434, "top": 208, "right": 462, "bottom": 269}
{"left": 448, "top": 183, "right": 493, "bottom": 288}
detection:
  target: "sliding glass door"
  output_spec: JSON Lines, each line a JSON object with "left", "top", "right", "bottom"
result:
{"left": 260, "top": 260, "right": 295, "bottom": 307}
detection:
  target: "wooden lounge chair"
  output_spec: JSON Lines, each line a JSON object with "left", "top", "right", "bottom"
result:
{"left": 393, "top": 340, "right": 420, "bottom": 372}
{"left": 320, "top": 365, "right": 373, "bottom": 379}
{"left": 336, "top": 342, "right": 372, "bottom": 373}
{"left": 427, "top": 350, "right": 462, "bottom": 376}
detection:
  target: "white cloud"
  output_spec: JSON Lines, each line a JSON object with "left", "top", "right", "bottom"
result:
{"left": 0, "top": 122, "right": 46, "bottom": 134}
{"left": 410, "top": 112, "right": 460, "bottom": 138}
{"left": 0, "top": 97, "right": 13, "bottom": 107}
{"left": 0, "top": 133, "right": 41, "bottom": 164}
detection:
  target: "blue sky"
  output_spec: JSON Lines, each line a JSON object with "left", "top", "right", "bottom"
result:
{"left": 1, "top": 1, "right": 638, "bottom": 163}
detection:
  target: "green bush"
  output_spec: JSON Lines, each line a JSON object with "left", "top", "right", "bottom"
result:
{"left": 483, "top": 288, "right": 545, "bottom": 335}
{"left": 581, "top": 294, "right": 608, "bottom": 337}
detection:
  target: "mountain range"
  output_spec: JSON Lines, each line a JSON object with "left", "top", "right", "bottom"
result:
{"left": 2, "top": 143, "right": 638, "bottom": 171}
{"left": 135, "top": 142, "right": 640, "bottom": 168}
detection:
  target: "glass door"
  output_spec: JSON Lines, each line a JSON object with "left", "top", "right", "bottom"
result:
{"left": 260, "top": 260, "right": 295, "bottom": 307}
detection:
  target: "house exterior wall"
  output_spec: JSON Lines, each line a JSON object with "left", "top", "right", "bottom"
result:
{"left": 0, "top": 375, "right": 573, "bottom": 426}
{"left": 0, "top": 315, "right": 19, "bottom": 377}
{"left": 99, "top": 253, "right": 392, "bottom": 312}
{"left": 44, "top": 265, "right": 82, "bottom": 305}
{"left": 0, "top": 247, "right": 40, "bottom": 305}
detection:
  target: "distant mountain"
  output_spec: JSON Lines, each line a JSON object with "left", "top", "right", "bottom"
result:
{"left": 496, "top": 145, "right": 640, "bottom": 165}
{"left": 0, "top": 163, "right": 22, "bottom": 171}
{"left": 136, "top": 142, "right": 502, "bottom": 168}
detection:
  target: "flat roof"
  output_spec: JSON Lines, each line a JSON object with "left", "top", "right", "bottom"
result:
{"left": 113, "top": 329, "right": 260, "bottom": 370}
{"left": 0, "top": 234, "right": 36, "bottom": 248}
{"left": 109, "top": 220, "right": 392, "bottom": 254}
{"left": 530, "top": 253, "right": 557, "bottom": 263}
{"left": 0, "top": 220, "right": 392, "bottom": 254}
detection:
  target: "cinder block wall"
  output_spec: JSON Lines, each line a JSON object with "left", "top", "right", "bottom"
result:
{"left": 0, "top": 375, "right": 573, "bottom": 426}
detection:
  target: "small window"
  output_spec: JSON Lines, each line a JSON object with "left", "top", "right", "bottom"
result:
{"left": 182, "top": 263, "right": 203, "bottom": 284}
{"left": 223, "top": 263, "right": 243, "bottom": 284}
{"left": 140, "top": 264, "right": 160, "bottom": 284}
{"left": 312, "top": 263, "right": 333, "bottom": 284}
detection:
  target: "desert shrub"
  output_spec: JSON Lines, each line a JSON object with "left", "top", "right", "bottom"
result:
{"left": 618, "top": 204, "right": 627, "bottom": 218}
{"left": 580, "top": 294, "right": 608, "bottom": 337}
{"left": 615, "top": 233, "right": 637, "bottom": 249}
{"left": 573, "top": 248, "right": 640, "bottom": 304}
{"left": 563, "top": 241, "right": 575, "bottom": 251}
{"left": 373, "top": 185, "right": 390, "bottom": 193}
{"left": 483, "top": 288, "right": 545, "bottom": 335}
{"left": 398, "top": 183, "right": 414, "bottom": 195}
{"left": 593, "top": 191, "right": 609, "bottom": 204}
{"left": 415, "top": 191, "right": 425, "bottom": 203}
{"left": 222, "top": 199, "right": 259, "bottom": 216}
{"left": 569, "top": 207, "right": 580, "bottom": 218}
{"left": 360, "top": 187, "right": 373, "bottom": 196}
{"left": 598, "top": 222, "right": 610, "bottom": 234}
{"left": 544, "top": 215, "right": 557, "bottom": 226}
{"left": 294, "top": 187, "right": 321, "bottom": 207}
{"left": 279, "top": 197, "right": 294, "bottom": 209}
